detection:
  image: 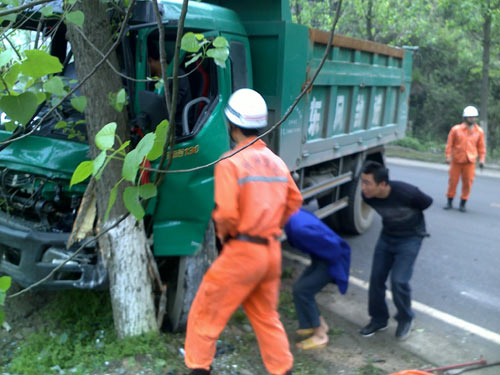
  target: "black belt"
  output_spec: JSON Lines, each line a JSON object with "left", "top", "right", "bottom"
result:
{"left": 231, "top": 234, "right": 269, "bottom": 245}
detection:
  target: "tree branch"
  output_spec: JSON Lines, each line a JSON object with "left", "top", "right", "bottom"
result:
{"left": 0, "top": 0, "right": 53, "bottom": 17}
{"left": 152, "top": 0, "right": 189, "bottom": 186}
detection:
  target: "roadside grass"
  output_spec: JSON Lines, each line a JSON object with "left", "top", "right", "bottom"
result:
{"left": 358, "top": 363, "right": 385, "bottom": 375}
{"left": 1, "top": 290, "right": 184, "bottom": 375}
{"left": 1, "top": 287, "right": 336, "bottom": 375}
{"left": 388, "top": 137, "right": 445, "bottom": 163}
{"left": 1, "top": 276, "right": 388, "bottom": 375}
{"left": 388, "top": 136, "right": 500, "bottom": 165}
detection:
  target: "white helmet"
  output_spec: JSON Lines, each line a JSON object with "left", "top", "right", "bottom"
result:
{"left": 224, "top": 88, "right": 267, "bottom": 129}
{"left": 463, "top": 106, "right": 479, "bottom": 118}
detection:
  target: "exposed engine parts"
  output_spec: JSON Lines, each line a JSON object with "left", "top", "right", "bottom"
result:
{"left": 0, "top": 168, "right": 81, "bottom": 232}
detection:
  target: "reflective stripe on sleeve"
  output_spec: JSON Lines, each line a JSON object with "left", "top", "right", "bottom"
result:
{"left": 238, "top": 176, "right": 288, "bottom": 185}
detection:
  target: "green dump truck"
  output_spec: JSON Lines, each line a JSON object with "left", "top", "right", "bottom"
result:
{"left": 0, "top": 0, "right": 413, "bottom": 330}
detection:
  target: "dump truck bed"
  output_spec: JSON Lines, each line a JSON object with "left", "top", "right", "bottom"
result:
{"left": 228, "top": 1, "right": 412, "bottom": 169}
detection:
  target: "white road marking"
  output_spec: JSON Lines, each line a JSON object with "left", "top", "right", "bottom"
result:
{"left": 282, "top": 250, "right": 500, "bottom": 346}
{"left": 387, "top": 158, "right": 500, "bottom": 179}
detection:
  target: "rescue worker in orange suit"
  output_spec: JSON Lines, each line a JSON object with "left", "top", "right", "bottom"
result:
{"left": 184, "top": 88, "right": 303, "bottom": 375}
{"left": 444, "top": 105, "right": 486, "bottom": 212}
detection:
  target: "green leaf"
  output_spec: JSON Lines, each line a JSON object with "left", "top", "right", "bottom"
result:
{"left": 116, "top": 140, "right": 130, "bottom": 154}
{"left": 66, "top": 11, "right": 85, "bottom": 27}
{"left": 109, "top": 88, "right": 127, "bottom": 112}
{"left": 181, "top": 32, "right": 201, "bottom": 53}
{"left": 0, "top": 276, "right": 11, "bottom": 291}
{"left": 55, "top": 121, "right": 67, "bottom": 129}
{"left": 18, "top": 75, "right": 35, "bottom": 90}
{"left": 138, "top": 183, "right": 157, "bottom": 199}
{"left": 0, "top": 49, "right": 13, "bottom": 68}
{"left": 184, "top": 52, "right": 202, "bottom": 68}
{"left": 34, "top": 91, "right": 46, "bottom": 105}
{"left": 70, "top": 160, "right": 93, "bottom": 187}
{"left": 0, "top": 309, "right": 4, "bottom": 326}
{"left": 212, "top": 36, "right": 229, "bottom": 48}
{"left": 0, "top": 92, "right": 38, "bottom": 126}
{"left": 122, "top": 133, "right": 155, "bottom": 182}
{"left": 147, "top": 120, "right": 169, "bottom": 161}
{"left": 0, "top": 291, "right": 4, "bottom": 306}
{"left": 117, "top": 88, "right": 126, "bottom": 106}
{"left": 92, "top": 151, "right": 106, "bottom": 178}
{"left": 135, "top": 133, "right": 156, "bottom": 162}
{"left": 104, "top": 183, "right": 119, "bottom": 222}
{"left": 122, "top": 149, "right": 139, "bottom": 182}
{"left": 43, "top": 76, "right": 66, "bottom": 96}
{"left": 19, "top": 50, "right": 63, "bottom": 79}
{"left": 0, "top": 14, "right": 16, "bottom": 24}
{"left": 207, "top": 47, "right": 229, "bottom": 68}
{"left": 95, "top": 122, "right": 117, "bottom": 151}
{"left": 71, "top": 96, "right": 87, "bottom": 113}
{"left": 40, "top": 5, "right": 54, "bottom": 17}
{"left": 4, "top": 121, "right": 17, "bottom": 132}
{"left": 123, "top": 186, "right": 145, "bottom": 220}
{"left": 67, "top": 0, "right": 77, "bottom": 4}
{"left": 4, "top": 63, "right": 21, "bottom": 89}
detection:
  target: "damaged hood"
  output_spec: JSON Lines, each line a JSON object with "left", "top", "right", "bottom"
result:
{"left": 0, "top": 131, "right": 88, "bottom": 180}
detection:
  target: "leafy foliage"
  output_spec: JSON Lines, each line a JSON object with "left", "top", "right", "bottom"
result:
{"left": 181, "top": 32, "right": 230, "bottom": 68}
{"left": 71, "top": 120, "right": 168, "bottom": 220}
{"left": 0, "top": 276, "right": 11, "bottom": 326}
{"left": 292, "top": 0, "right": 500, "bottom": 153}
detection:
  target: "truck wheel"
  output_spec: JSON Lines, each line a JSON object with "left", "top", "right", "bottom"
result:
{"left": 167, "top": 220, "right": 217, "bottom": 332}
{"left": 340, "top": 174, "right": 374, "bottom": 234}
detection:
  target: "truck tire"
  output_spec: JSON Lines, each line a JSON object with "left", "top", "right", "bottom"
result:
{"left": 340, "top": 174, "right": 374, "bottom": 234}
{"left": 167, "top": 220, "right": 217, "bottom": 332}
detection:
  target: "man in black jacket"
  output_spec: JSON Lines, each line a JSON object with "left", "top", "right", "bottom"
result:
{"left": 359, "top": 161, "right": 433, "bottom": 341}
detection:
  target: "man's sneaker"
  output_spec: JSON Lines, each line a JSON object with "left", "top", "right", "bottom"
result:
{"left": 359, "top": 321, "right": 388, "bottom": 337}
{"left": 395, "top": 320, "right": 413, "bottom": 341}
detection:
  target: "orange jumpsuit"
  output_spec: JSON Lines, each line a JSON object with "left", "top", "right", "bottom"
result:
{"left": 185, "top": 137, "right": 302, "bottom": 375}
{"left": 445, "top": 123, "right": 486, "bottom": 200}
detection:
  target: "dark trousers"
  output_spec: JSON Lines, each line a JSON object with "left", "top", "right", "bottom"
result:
{"left": 368, "top": 234, "right": 423, "bottom": 325}
{"left": 292, "top": 258, "right": 333, "bottom": 329}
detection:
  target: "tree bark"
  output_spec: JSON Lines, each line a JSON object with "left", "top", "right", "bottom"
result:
{"left": 66, "top": 0, "right": 157, "bottom": 337}
{"left": 480, "top": 0, "right": 491, "bottom": 149}
{"left": 365, "top": 0, "right": 374, "bottom": 41}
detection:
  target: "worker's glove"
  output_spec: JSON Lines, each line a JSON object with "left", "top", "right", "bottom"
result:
{"left": 479, "top": 162, "right": 484, "bottom": 171}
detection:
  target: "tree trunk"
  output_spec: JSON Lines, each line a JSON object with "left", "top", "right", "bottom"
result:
{"left": 294, "top": 0, "right": 301, "bottom": 24}
{"left": 66, "top": 0, "right": 157, "bottom": 337}
{"left": 480, "top": 0, "right": 491, "bottom": 149}
{"left": 365, "top": 0, "right": 374, "bottom": 41}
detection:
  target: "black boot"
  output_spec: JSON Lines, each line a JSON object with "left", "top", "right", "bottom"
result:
{"left": 188, "top": 369, "right": 210, "bottom": 375}
{"left": 459, "top": 199, "right": 467, "bottom": 212}
{"left": 443, "top": 197, "right": 453, "bottom": 210}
